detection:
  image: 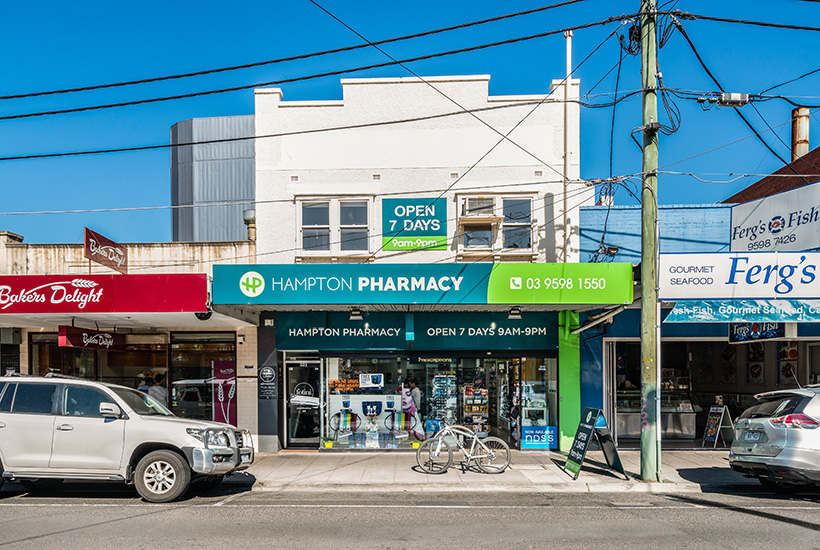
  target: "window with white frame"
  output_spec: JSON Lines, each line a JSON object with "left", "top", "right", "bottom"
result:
{"left": 302, "top": 202, "right": 330, "bottom": 250}
{"left": 502, "top": 198, "right": 532, "bottom": 249}
{"left": 458, "top": 195, "right": 534, "bottom": 253}
{"left": 300, "top": 199, "right": 370, "bottom": 254}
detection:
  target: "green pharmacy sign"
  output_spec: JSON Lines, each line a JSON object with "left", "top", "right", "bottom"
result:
{"left": 382, "top": 198, "right": 447, "bottom": 250}
{"left": 213, "top": 263, "right": 633, "bottom": 306}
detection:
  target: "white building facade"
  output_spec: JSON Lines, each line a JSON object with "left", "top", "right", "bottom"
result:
{"left": 254, "top": 75, "right": 588, "bottom": 265}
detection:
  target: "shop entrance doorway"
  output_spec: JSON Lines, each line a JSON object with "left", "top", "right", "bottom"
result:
{"left": 284, "top": 353, "right": 322, "bottom": 447}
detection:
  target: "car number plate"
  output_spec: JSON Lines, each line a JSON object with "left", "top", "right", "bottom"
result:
{"left": 744, "top": 432, "right": 761, "bottom": 442}
{"left": 240, "top": 454, "right": 251, "bottom": 463}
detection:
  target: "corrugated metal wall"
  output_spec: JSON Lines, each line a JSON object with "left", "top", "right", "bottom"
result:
{"left": 579, "top": 204, "right": 732, "bottom": 263}
{"left": 170, "top": 116, "right": 255, "bottom": 242}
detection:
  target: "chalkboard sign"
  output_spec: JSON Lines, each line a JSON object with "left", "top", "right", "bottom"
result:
{"left": 564, "top": 408, "right": 626, "bottom": 480}
{"left": 702, "top": 405, "right": 734, "bottom": 447}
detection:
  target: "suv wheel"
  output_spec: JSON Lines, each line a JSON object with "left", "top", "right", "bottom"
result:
{"left": 0, "top": 460, "right": 4, "bottom": 491}
{"left": 134, "top": 450, "right": 191, "bottom": 503}
{"left": 20, "top": 479, "right": 63, "bottom": 492}
{"left": 759, "top": 477, "right": 806, "bottom": 495}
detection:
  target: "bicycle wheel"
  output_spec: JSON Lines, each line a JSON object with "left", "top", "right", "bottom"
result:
{"left": 476, "top": 437, "right": 511, "bottom": 474}
{"left": 416, "top": 438, "right": 453, "bottom": 474}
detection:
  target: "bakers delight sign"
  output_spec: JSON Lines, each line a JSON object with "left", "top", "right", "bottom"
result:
{"left": 84, "top": 228, "right": 128, "bottom": 274}
{"left": 59, "top": 325, "right": 126, "bottom": 351}
{"left": 0, "top": 274, "right": 207, "bottom": 314}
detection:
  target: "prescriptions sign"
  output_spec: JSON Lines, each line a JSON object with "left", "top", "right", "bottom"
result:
{"left": 382, "top": 198, "right": 447, "bottom": 250}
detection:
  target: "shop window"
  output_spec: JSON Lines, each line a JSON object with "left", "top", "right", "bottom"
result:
{"left": 299, "top": 198, "right": 372, "bottom": 256}
{"left": 30, "top": 334, "right": 96, "bottom": 379}
{"left": 169, "top": 332, "right": 237, "bottom": 425}
{"left": 317, "top": 356, "right": 558, "bottom": 451}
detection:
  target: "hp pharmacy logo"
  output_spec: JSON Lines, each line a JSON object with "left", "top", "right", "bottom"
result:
{"left": 239, "top": 271, "right": 265, "bottom": 298}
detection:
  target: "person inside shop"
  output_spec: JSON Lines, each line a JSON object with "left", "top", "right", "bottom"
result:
{"left": 401, "top": 379, "right": 424, "bottom": 440}
{"left": 473, "top": 377, "right": 485, "bottom": 389}
{"left": 136, "top": 374, "right": 151, "bottom": 394}
{"left": 408, "top": 379, "right": 421, "bottom": 413}
{"left": 149, "top": 373, "right": 169, "bottom": 406}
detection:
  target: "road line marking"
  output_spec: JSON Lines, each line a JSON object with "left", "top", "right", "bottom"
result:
{"left": 212, "top": 493, "right": 245, "bottom": 507}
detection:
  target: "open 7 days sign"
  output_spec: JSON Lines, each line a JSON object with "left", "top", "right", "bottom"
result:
{"left": 213, "top": 263, "right": 633, "bottom": 306}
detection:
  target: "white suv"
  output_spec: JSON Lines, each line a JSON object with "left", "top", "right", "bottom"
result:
{"left": 0, "top": 374, "right": 254, "bottom": 502}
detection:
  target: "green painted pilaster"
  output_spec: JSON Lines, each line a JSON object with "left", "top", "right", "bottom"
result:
{"left": 558, "top": 310, "right": 581, "bottom": 451}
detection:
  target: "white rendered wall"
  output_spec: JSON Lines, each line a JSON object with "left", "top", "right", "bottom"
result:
{"left": 254, "top": 75, "right": 588, "bottom": 264}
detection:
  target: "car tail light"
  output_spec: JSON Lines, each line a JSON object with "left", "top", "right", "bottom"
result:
{"left": 770, "top": 413, "right": 820, "bottom": 429}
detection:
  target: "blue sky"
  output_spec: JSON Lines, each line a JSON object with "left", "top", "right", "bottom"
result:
{"left": 2, "top": 0, "right": 820, "bottom": 243}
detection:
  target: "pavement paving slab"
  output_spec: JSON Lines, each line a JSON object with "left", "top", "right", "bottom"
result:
{"left": 237, "top": 448, "right": 758, "bottom": 494}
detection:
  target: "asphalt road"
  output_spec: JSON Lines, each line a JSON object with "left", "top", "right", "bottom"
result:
{"left": 0, "top": 481, "right": 819, "bottom": 549}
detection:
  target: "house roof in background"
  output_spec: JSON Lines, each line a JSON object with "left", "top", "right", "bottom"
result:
{"left": 723, "top": 147, "right": 820, "bottom": 204}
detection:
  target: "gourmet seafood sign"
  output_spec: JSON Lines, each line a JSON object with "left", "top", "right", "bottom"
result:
{"left": 84, "top": 228, "right": 128, "bottom": 274}
{"left": 660, "top": 252, "right": 820, "bottom": 300}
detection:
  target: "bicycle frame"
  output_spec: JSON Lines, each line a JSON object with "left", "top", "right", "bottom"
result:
{"left": 431, "top": 423, "right": 496, "bottom": 468}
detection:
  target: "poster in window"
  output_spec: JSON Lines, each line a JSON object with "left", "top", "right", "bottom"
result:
{"left": 777, "top": 341, "right": 798, "bottom": 385}
{"left": 747, "top": 342, "right": 765, "bottom": 385}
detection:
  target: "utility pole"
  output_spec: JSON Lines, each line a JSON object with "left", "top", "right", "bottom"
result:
{"left": 640, "top": 0, "right": 661, "bottom": 482}
{"left": 562, "top": 29, "right": 573, "bottom": 263}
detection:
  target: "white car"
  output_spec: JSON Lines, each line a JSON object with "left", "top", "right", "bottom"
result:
{"left": 0, "top": 374, "right": 253, "bottom": 502}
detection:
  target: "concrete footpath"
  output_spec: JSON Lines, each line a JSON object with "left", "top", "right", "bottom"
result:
{"left": 228, "top": 449, "right": 758, "bottom": 494}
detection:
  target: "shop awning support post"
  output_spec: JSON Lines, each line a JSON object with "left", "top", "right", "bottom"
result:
{"left": 640, "top": 0, "right": 662, "bottom": 482}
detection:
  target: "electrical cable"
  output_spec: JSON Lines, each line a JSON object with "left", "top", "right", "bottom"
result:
{"left": 308, "top": 0, "right": 564, "bottom": 179}
{"left": 0, "top": 178, "right": 584, "bottom": 216}
{"left": 0, "top": 0, "right": 587, "bottom": 101}
{"left": 0, "top": 15, "right": 632, "bottom": 122}
{"left": 355, "top": 21, "right": 624, "bottom": 261}
{"left": 670, "top": 17, "right": 796, "bottom": 169}
{"left": 0, "top": 91, "right": 645, "bottom": 163}
{"left": 682, "top": 11, "right": 820, "bottom": 33}
{"left": 122, "top": 185, "right": 596, "bottom": 271}
{"left": 759, "top": 67, "right": 820, "bottom": 95}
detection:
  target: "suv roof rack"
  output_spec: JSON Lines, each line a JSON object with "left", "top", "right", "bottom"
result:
{"left": 2, "top": 372, "right": 33, "bottom": 377}
{"left": 44, "top": 373, "right": 86, "bottom": 381}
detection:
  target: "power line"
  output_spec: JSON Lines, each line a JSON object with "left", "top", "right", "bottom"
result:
{"left": 308, "top": 0, "right": 565, "bottom": 180}
{"left": 0, "top": 15, "right": 632, "bottom": 122}
{"left": 670, "top": 17, "right": 794, "bottom": 168}
{"left": 0, "top": 178, "right": 588, "bottom": 216}
{"left": 682, "top": 11, "right": 820, "bottom": 33}
{"left": 0, "top": 92, "right": 646, "bottom": 163}
{"left": 759, "top": 67, "right": 820, "bottom": 95}
{"left": 124, "top": 185, "right": 597, "bottom": 271}
{"left": 0, "top": 0, "right": 587, "bottom": 101}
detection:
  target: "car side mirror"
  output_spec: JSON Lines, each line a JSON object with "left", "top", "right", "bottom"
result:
{"left": 100, "top": 402, "right": 122, "bottom": 418}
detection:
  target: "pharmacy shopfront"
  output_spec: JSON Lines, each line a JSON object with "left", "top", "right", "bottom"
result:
{"left": 214, "top": 263, "right": 633, "bottom": 452}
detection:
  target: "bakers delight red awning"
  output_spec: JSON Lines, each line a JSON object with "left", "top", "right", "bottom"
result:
{"left": 0, "top": 274, "right": 207, "bottom": 314}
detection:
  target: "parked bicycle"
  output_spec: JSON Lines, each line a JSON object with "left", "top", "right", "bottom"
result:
{"left": 416, "top": 420, "right": 510, "bottom": 474}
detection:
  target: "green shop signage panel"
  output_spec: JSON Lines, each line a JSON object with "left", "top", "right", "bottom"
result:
{"left": 275, "top": 311, "right": 558, "bottom": 351}
{"left": 213, "top": 263, "right": 633, "bottom": 306}
{"left": 382, "top": 198, "right": 447, "bottom": 250}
